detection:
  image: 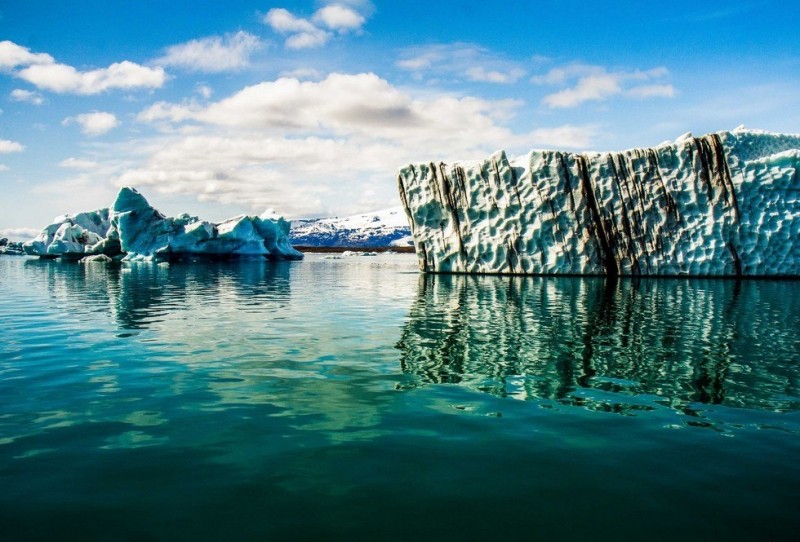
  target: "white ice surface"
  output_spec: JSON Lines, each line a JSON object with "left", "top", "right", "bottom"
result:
{"left": 398, "top": 129, "right": 800, "bottom": 276}
{"left": 23, "top": 209, "right": 111, "bottom": 257}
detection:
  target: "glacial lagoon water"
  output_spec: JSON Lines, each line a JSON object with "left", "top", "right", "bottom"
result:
{"left": 1, "top": 254, "right": 799, "bottom": 541}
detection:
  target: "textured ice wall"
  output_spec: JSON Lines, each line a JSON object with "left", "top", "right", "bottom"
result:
{"left": 398, "top": 129, "right": 800, "bottom": 276}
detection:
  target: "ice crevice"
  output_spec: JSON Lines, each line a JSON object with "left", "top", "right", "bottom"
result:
{"left": 397, "top": 128, "right": 800, "bottom": 276}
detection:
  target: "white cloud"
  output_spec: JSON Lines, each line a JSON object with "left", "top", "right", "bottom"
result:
{"left": 137, "top": 72, "right": 521, "bottom": 146}
{"left": 18, "top": 61, "right": 165, "bottom": 95}
{"left": 156, "top": 31, "right": 262, "bottom": 73}
{"left": 279, "top": 67, "right": 323, "bottom": 80}
{"left": 397, "top": 43, "right": 526, "bottom": 84}
{"left": 195, "top": 84, "right": 213, "bottom": 99}
{"left": 0, "top": 40, "right": 53, "bottom": 69}
{"left": 285, "top": 30, "right": 331, "bottom": 50}
{"left": 313, "top": 5, "right": 365, "bottom": 32}
{"left": 0, "top": 164, "right": 8, "bottom": 171}
{"left": 265, "top": 8, "right": 331, "bottom": 49}
{"left": 530, "top": 63, "right": 599, "bottom": 86}
{"left": 10, "top": 88, "right": 44, "bottom": 105}
{"left": 0, "top": 40, "right": 165, "bottom": 95}
{"left": 0, "top": 227, "right": 40, "bottom": 241}
{"left": 264, "top": 4, "right": 368, "bottom": 49}
{"left": 59, "top": 157, "right": 99, "bottom": 169}
{"left": 126, "top": 72, "right": 596, "bottom": 218}
{"left": 264, "top": 8, "right": 319, "bottom": 33}
{"left": 527, "top": 124, "right": 599, "bottom": 149}
{"left": 542, "top": 73, "right": 622, "bottom": 108}
{"left": 534, "top": 63, "right": 675, "bottom": 108}
{"left": 626, "top": 84, "right": 677, "bottom": 99}
{"left": 63, "top": 111, "right": 120, "bottom": 136}
{"left": 466, "top": 66, "right": 526, "bottom": 84}
{"left": 0, "top": 139, "right": 24, "bottom": 153}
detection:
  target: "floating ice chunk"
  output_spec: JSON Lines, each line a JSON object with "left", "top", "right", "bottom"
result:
{"left": 23, "top": 208, "right": 111, "bottom": 258}
{"left": 0, "top": 238, "right": 24, "bottom": 256}
{"left": 21, "top": 187, "right": 303, "bottom": 261}
{"left": 109, "top": 188, "right": 302, "bottom": 261}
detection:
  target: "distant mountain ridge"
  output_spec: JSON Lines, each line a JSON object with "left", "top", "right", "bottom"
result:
{"left": 290, "top": 206, "right": 412, "bottom": 248}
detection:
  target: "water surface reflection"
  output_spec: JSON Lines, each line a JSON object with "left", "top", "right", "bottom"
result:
{"left": 398, "top": 274, "right": 800, "bottom": 417}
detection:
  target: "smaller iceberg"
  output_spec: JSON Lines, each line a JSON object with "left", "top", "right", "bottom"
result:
{"left": 23, "top": 209, "right": 111, "bottom": 258}
{"left": 23, "top": 187, "right": 303, "bottom": 262}
{"left": 0, "top": 238, "right": 25, "bottom": 256}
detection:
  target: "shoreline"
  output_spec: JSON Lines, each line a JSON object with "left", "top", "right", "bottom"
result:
{"left": 293, "top": 245, "right": 415, "bottom": 254}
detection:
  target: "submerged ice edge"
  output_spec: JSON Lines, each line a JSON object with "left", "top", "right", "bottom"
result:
{"left": 398, "top": 128, "right": 800, "bottom": 276}
{"left": 21, "top": 187, "right": 303, "bottom": 262}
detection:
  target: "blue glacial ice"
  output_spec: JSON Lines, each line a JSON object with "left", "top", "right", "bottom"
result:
{"left": 23, "top": 187, "right": 303, "bottom": 262}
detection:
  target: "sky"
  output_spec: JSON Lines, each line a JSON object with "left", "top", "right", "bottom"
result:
{"left": 1, "top": 0, "right": 799, "bottom": 239}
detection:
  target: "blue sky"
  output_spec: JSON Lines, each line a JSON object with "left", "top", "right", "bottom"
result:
{"left": 1, "top": 0, "right": 798, "bottom": 239}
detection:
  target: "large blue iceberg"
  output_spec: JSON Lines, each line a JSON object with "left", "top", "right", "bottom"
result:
{"left": 398, "top": 128, "right": 800, "bottom": 276}
{"left": 23, "top": 187, "right": 303, "bottom": 262}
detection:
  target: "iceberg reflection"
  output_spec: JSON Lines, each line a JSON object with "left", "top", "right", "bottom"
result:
{"left": 398, "top": 274, "right": 800, "bottom": 415}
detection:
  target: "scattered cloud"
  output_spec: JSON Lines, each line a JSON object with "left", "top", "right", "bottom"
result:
{"left": 397, "top": 43, "right": 526, "bottom": 84}
{"left": 533, "top": 63, "right": 675, "bottom": 108}
{"left": 137, "top": 72, "right": 521, "bottom": 145}
{"left": 626, "top": 84, "right": 676, "bottom": 99}
{"left": 313, "top": 4, "right": 365, "bottom": 32}
{"left": 0, "top": 40, "right": 54, "bottom": 69}
{"left": 0, "top": 227, "right": 40, "bottom": 241}
{"left": 59, "top": 157, "right": 99, "bottom": 169}
{"left": 155, "top": 31, "right": 262, "bottom": 73}
{"left": 264, "top": 3, "right": 368, "bottom": 49}
{"left": 19, "top": 61, "right": 166, "bottom": 95}
{"left": 466, "top": 66, "right": 526, "bottom": 84}
{"left": 0, "top": 40, "right": 165, "bottom": 95}
{"left": 0, "top": 139, "right": 24, "bottom": 153}
{"left": 63, "top": 111, "right": 120, "bottom": 136}
{"left": 127, "top": 72, "right": 594, "bottom": 217}
{"left": 195, "top": 84, "right": 213, "bottom": 99}
{"left": 527, "top": 124, "right": 600, "bottom": 149}
{"left": 10, "top": 88, "right": 44, "bottom": 105}
{"left": 0, "top": 164, "right": 8, "bottom": 171}
{"left": 279, "top": 67, "right": 323, "bottom": 80}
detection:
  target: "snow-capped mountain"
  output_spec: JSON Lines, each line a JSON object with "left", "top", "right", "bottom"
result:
{"left": 290, "top": 206, "right": 412, "bottom": 248}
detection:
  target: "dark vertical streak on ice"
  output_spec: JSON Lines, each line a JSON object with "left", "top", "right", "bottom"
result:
{"left": 577, "top": 155, "right": 618, "bottom": 277}
{"left": 478, "top": 168, "right": 499, "bottom": 212}
{"left": 609, "top": 155, "right": 640, "bottom": 276}
{"left": 397, "top": 173, "right": 412, "bottom": 231}
{"left": 729, "top": 243, "right": 742, "bottom": 276}
{"left": 438, "top": 162, "right": 468, "bottom": 262}
{"left": 709, "top": 134, "right": 740, "bottom": 220}
{"left": 694, "top": 138, "right": 716, "bottom": 205}
{"left": 558, "top": 152, "right": 577, "bottom": 213}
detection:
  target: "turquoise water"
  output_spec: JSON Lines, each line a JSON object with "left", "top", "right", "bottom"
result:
{"left": 1, "top": 255, "right": 799, "bottom": 541}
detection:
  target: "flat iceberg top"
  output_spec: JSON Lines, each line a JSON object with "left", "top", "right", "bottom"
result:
{"left": 398, "top": 129, "right": 800, "bottom": 276}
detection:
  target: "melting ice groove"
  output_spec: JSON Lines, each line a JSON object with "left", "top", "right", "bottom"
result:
{"left": 398, "top": 128, "right": 800, "bottom": 276}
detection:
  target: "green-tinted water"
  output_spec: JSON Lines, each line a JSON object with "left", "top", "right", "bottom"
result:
{"left": 1, "top": 255, "right": 798, "bottom": 541}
